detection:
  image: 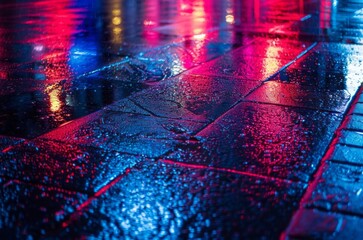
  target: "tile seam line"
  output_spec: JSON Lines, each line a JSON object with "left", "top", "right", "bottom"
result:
{"left": 280, "top": 84, "right": 363, "bottom": 240}
{"left": 329, "top": 159, "right": 363, "bottom": 168}
{"left": 334, "top": 142, "right": 363, "bottom": 150}
{"left": 160, "top": 159, "right": 301, "bottom": 184}
{"left": 66, "top": 38, "right": 260, "bottom": 124}
{"left": 303, "top": 205, "right": 363, "bottom": 219}
{"left": 193, "top": 42, "right": 318, "bottom": 136}
{"left": 61, "top": 168, "right": 132, "bottom": 229}
{"left": 348, "top": 112, "right": 363, "bottom": 117}
{"left": 261, "top": 41, "right": 319, "bottom": 84}
{"left": 192, "top": 82, "right": 263, "bottom": 136}
{"left": 345, "top": 126, "right": 363, "bottom": 132}
{"left": 27, "top": 40, "right": 314, "bottom": 139}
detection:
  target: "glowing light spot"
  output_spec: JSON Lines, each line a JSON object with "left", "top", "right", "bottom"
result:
{"left": 0, "top": 71, "right": 6, "bottom": 79}
{"left": 263, "top": 55, "right": 280, "bottom": 77}
{"left": 193, "top": 33, "right": 206, "bottom": 40}
{"left": 194, "top": 11, "right": 205, "bottom": 17}
{"left": 226, "top": 15, "right": 234, "bottom": 24}
{"left": 181, "top": 3, "right": 189, "bottom": 11}
{"left": 34, "top": 45, "right": 44, "bottom": 52}
{"left": 112, "top": 17, "right": 122, "bottom": 25}
{"left": 113, "top": 27, "right": 122, "bottom": 34}
{"left": 46, "top": 84, "right": 62, "bottom": 113}
{"left": 357, "top": 188, "right": 362, "bottom": 196}
{"left": 112, "top": 9, "right": 121, "bottom": 15}
{"left": 193, "top": 28, "right": 203, "bottom": 35}
{"left": 143, "top": 20, "right": 155, "bottom": 26}
{"left": 262, "top": 40, "right": 283, "bottom": 78}
{"left": 265, "top": 46, "right": 280, "bottom": 58}
{"left": 171, "top": 59, "right": 186, "bottom": 75}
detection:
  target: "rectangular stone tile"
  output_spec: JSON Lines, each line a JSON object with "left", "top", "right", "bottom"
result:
{"left": 285, "top": 209, "right": 363, "bottom": 240}
{"left": 304, "top": 161, "right": 363, "bottom": 215}
{"left": 187, "top": 53, "right": 292, "bottom": 81}
{"left": 330, "top": 144, "right": 363, "bottom": 165}
{"left": 167, "top": 102, "right": 342, "bottom": 182}
{"left": 358, "top": 93, "right": 363, "bottom": 103}
{"left": 60, "top": 161, "right": 306, "bottom": 239}
{"left": 130, "top": 74, "right": 261, "bottom": 121}
{"left": 274, "top": 65, "right": 362, "bottom": 95}
{"left": 41, "top": 110, "right": 204, "bottom": 158}
{"left": 346, "top": 114, "right": 363, "bottom": 131}
{"left": 279, "top": 46, "right": 363, "bottom": 91}
{"left": 246, "top": 81, "right": 351, "bottom": 112}
{"left": 0, "top": 181, "right": 88, "bottom": 239}
{"left": 0, "top": 139, "right": 142, "bottom": 193}
{"left": 352, "top": 103, "right": 363, "bottom": 115}
{"left": 338, "top": 130, "right": 363, "bottom": 147}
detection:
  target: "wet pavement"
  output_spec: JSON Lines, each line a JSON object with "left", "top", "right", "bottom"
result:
{"left": 1, "top": 0, "right": 363, "bottom": 239}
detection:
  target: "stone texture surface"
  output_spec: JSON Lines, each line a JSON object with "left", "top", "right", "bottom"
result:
{"left": 1, "top": 0, "right": 363, "bottom": 238}
{"left": 167, "top": 101, "right": 342, "bottom": 182}
{"left": 60, "top": 161, "right": 306, "bottom": 239}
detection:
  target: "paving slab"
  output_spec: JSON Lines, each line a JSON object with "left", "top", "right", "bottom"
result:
{"left": 346, "top": 114, "right": 363, "bottom": 132}
{"left": 0, "top": 139, "right": 142, "bottom": 193}
{"left": 1, "top": 0, "right": 363, "bottom": 238}
{"left": 60, "top": 161, "right": 306, "bottom": 239}
{"left": 167, "top": 101, "right": 342, "bottom": 182}
{"left": 246, "top": 81, "right": 351, "bottom": 112}
{"left": 352, "top": 103, "right": 363, "bottom": 115}
{"left": 283, "top": 88, "right": 363, "bottom": 238}
{"left": 273, "top": 46, "right": 363, "bottom": 95}
{"left": 41, "top": 110, "right": 203, "bottom": 157}
{"left": 330, "top": 144, "right": 363, "bottom": 165}
{"left": 338, "top": 129, "right": 363, "bottom": 147}
{"left": 130, "top": 74, "right": 261, "bottom": 121}
{"left": 304, "top": 161, "right": 363, "bottom": 215}
{"left": 285, "top": 209, "right": 363, "bottom": 240}
{"left": 187, "top": 54, "right": 293, "bottom": 81}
